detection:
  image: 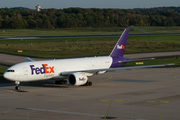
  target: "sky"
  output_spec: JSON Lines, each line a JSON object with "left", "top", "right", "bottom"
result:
{"left": 0, "top": 0, "right": 180, "bottom": 9}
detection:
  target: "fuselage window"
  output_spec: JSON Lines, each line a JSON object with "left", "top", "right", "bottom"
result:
{"left": 7, "top": 70, "right": 15, "bottom": 72}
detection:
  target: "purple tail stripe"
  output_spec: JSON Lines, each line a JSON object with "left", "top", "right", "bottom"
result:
{"left": 110, "top": 29, "right": 129, "bottom": 58}
{"left": 110, "top": 29, "right": 130, "bottom": 68}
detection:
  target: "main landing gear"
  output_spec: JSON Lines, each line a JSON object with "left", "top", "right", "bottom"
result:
{"left": 55, "top": 80, "right": 67, "bottom": 84}
{"left": 84, "top": 81, "right": 92, "bottom": 86}
{"left": 15, "top": 81, "right": 20, "bottom": 90}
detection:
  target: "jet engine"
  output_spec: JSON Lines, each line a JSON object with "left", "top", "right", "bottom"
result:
{"left": 68, "top": 72, "right": 88, "bottom": 86}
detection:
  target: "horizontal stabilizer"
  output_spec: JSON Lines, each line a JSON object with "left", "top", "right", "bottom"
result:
{"left": 25, "top": 57, "right": 35, "bottom": 62}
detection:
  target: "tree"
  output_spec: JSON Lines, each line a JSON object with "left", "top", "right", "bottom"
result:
{"left": 166, "top": 18, "right": 174, "bottom": 27}
{"left": 57, "top": 15, "right": 65, "bottom": 28}
{"left": 84, "top": 14, "right": 94, "bottom": 27}
{"left": 2, "top": 19, "right": 11, "bottom": 28}
{"left": 11, "top": 18, "right": 23, "bottom": 29}
{"left": 27, "top": 19, "right": 36, "bottom": 28}
{"left": 0, "top": 7, "right": 179, "bottom": 29}
{"left": 149, "top": 15, "right": 156, "bottom": 26}
{"left": 36, "top": 18, "right": 42, "bottom": 28}
{"left": 50, "top": 18, "right": 56, "bottom": 28}
{"left": 23, "top": 19, "right": 28, "bottom": 28}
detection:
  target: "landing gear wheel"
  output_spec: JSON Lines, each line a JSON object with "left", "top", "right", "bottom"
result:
{"left": 15, "top": 86, "right": 20, "bottom": 90}
{"left": 63, "top": 80, "right": 67, "bottom": 84}
{"left": 88, "top": 81, "right": 92, "bottom": 86}
{"left": 55, "top": 81, "right": 59, "bottom": 84}
{"left": 85, "top": 82, "right": 88, "bottom": 86}
{"left": 55, "top": 80, "right": 67, "bottom": 84}
{"left": 84, "top": 81, "right": 92, "bottom": 86}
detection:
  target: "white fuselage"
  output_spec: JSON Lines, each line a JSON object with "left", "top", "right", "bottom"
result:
{"left": 4, "top": 56, "right": 112, "bottom": 82}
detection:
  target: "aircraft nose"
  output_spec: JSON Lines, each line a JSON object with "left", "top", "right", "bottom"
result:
{"left": 3, "top": 72, "right": 13, "bottom": 80}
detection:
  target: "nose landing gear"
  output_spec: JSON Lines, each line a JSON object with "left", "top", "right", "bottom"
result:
{"left": 15, "top": 85, "right": 20, "bottom": 90}
{"left": 15, "top": 81, "right": 20, "bottom": 90}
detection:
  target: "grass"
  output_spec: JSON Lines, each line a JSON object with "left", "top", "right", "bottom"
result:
{"left": 0, "top": 26, "right": 180, "bottom": 37}
{"left": 0, "top": 35, "right": 180, "bottom": 58}
{"left": 136, "top": 26, "right": 180, "bottom": 33}
{"left": 126, "top": 35, "right": 180, "bottom": 53}
{"left": 0, "top": 65, "right": 8, "bottom": 81}
{"left": 0, "top": 27, "right": 142, "bottom": 36}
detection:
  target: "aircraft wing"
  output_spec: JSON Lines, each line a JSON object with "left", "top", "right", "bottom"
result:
{"left": 119, "top": 58, "right": 155, "bottom": 63}
{"left": 25, "top": 57, "right": 35, "bottom": 62}
{"left": 61, "top": 63, "right": 174, "bottom": 76}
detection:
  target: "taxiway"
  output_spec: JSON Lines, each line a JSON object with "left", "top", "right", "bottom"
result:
{"left": 0, "top": 67, "right": 180, "bottom": 120}
{"left": 0, "top": 52, "right": 180, "bottom": 119}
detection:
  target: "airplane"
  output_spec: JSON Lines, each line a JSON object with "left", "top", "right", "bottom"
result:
{"left": 3, "top": 29, "right": 172, "bottom": 90}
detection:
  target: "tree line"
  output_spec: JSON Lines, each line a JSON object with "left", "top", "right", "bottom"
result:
{"left": 0, "top": 7, "right": 180, "bottom": 29}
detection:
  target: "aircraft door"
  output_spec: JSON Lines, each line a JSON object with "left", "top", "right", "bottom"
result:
{"left": 23, "top": 67, "right": 28, "bottom": 80}
{"left": 23, "top": 67, "right": 28, "bottom": 75}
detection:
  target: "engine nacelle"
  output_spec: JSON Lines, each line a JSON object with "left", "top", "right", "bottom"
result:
{"left": 68, "top": 72, "right": 88, "bottom": 86}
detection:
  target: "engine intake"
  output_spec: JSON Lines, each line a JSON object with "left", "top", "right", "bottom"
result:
{"left": 68, "top": 72, "right": 88, "bottom": 86}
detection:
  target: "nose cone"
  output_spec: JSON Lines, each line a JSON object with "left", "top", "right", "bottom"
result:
{"left": 3, "top": 72, "right": 13, "bottom": 81}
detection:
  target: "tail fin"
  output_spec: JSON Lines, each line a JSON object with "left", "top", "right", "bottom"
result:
{"left": 110, "top": 29, "right": 129, "bottom": 58}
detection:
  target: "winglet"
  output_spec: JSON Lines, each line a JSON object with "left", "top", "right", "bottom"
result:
{"left": 110, "top": 29, "right": 129, "bottom": 58}
{"left": 25, "top": 57, "right": 35, "bottom": 62}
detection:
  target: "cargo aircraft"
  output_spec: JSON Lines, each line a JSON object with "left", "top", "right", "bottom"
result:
{"left": 3, "top": 29, "right": 171, "bottom": 90}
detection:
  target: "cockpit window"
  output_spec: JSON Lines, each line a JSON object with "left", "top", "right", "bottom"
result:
{"left": 7, "top": 70, "right": 15, "bottom": 72}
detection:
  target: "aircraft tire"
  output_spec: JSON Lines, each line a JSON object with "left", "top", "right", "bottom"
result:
{"left": 55, "top": 81, "right": 59, "bottom": 84}
{"left": 63, "top": 80, "right": 67, "bottom": 84}
{"left": 88, "top": 81, "right": 92, "bottom": 86}
{"left": 85, "top": 82, "right": 88, "bottom": 86}
{"left": 15, "top": 86, "right": 20, "bottom": 90}
{"left": 84, "top": 81, "right": 92, "bottom": 86}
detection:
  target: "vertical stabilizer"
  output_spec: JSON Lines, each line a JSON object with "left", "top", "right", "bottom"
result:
{"left": 110, "top": 29, "right": 129, "bottom": 58}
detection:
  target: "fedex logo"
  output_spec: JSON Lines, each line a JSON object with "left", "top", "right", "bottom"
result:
{"left": 117, "top": 44, "right": 125, "bottom": 49}
{"left": 79, "top": 77, "right": 86, "bottom": 81}
{"left": 30, "top": 64, "right": 54, "bottom": 75}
